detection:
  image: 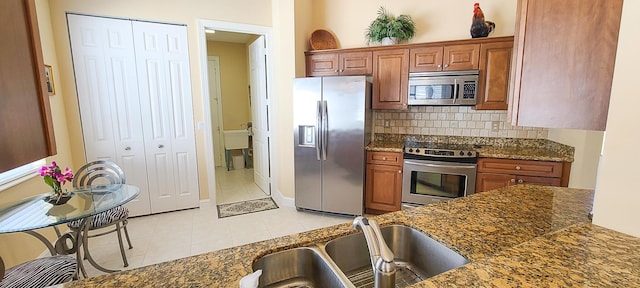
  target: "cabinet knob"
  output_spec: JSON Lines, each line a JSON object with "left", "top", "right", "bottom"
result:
{"left": 382, "top": 156, "right": 387, "bottom": 161}
{"left": 124, "top": 146, "right": 131, "bottom": 151}
{"left": 398, "top": 170, "right": 402, "bottom": 174}
{"left": 335, "top": 70, "right": 339, "bottom": 73}
{"left": 437, "top": 64, "right": 442, "bottom": 68}
{"left": 158, "top": 144, "right": 165, "bottom": 148}
{"left": 517, "top": 179, "right": 524, "bottom": 184}
{"left": 444, "top": 64, "right": 449, "bottom": 68}
{"left": 510, "top": 179, "right": 516, "bottom": 183}
{"left": 515, "top": 166, "right": 521, "bottom": 170}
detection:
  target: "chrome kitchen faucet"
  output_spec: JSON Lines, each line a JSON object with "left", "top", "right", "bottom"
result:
{"left": 352, "top": 216, "right": 396, "bottom": 288}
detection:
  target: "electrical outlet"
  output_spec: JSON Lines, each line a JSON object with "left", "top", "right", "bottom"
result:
{"left": 491, "top": 121, "right": 500, "bottom": 132}
{"left": 384, "top": 120, "right": 391, "bottom": 127}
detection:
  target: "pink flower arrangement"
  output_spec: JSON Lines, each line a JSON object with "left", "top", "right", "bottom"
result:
{"left": 39, "top": 161, "right": 73, "bottom": 196}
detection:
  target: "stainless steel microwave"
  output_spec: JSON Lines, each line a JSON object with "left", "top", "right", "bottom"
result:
{"left": 408, "top": 70, "right": 479, "bottom": 106}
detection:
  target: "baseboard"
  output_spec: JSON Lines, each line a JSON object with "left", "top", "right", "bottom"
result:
{"left": 199, "top": 198, "right": 211, "bottom": 208}
{"left": 271, "top": 189, "right": 294, "bottom": 207}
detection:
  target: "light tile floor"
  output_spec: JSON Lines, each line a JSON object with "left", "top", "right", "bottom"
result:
{"left": 80, "top": 167, "right": 351, "bottom": 278}
{"left": 215, "top": 166, "right": 267, "bottom": 205}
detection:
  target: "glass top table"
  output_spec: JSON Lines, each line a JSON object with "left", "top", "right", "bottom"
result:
{"left": 0, "top": 184, "right": 139, "bottom": 234}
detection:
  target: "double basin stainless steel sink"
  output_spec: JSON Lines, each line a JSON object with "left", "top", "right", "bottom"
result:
{"left": 252, "top": 225, "right": 469, "bottom": 288}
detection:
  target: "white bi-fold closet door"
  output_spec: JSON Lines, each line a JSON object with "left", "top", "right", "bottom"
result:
{"left": 68, "top": 14, "right": 199, "bottom": 216}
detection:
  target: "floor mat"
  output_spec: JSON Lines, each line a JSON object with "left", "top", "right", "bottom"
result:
{"left": 217, "top": 197, "right": 279, "bottom": 218}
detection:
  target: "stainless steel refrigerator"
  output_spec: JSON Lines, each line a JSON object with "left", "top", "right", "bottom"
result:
{"left": 294, "top": 76, "right": 371, "bottom": 216}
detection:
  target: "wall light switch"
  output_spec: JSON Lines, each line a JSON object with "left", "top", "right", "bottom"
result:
{"left": 384, "top": 120, "right": 391, "bottom": 127}
{"left": 491, "top": 121, "right": 500, "bottom": 132}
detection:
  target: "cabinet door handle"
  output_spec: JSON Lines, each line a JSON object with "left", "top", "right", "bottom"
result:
{"left": 124, "top": 146, "right": 131, "bottom": 151}
{"left": 398, "top": 170, "right": 402, "bottom": 174}
{"left": 510, "top": 179, "right": 516, "bottom": 183}
{"left": 335, "top": 69, "right": 339, "bottom": 73}
{"left": 158, "top": 144, "right": 165, "bottom": 148}
{"left": 444, "top": 64, "right": 449, "bottom": 68}
{"left": 437, "top": 64, "right": 442, "bottom": 68}
{"left": 517, "top": 179, "right": 524, "bottom": 184}
{"left": 382, "top": 156, "right": 387, "bottom": 161}
{"left": 515, "top": 166, "right": 521, "bottom": 170}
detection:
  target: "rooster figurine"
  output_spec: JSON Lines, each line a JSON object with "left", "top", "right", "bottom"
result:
{"left": 470, "top": 3, "right": 495, "bottom": 38}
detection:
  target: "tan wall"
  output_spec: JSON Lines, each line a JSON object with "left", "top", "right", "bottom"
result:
{"left": 206, "top": 41, "right": 251, "bottom": 130}
{"left": 593, "top": 0, "right": 640, "bottom": 237}
{"left": 47, "top": 0, "right": 272, "bottom": 201}
{"left": 307, "top": 0, "right": 516, "bottom": 49}
{"left": 272, "top": 0, "right": 296, "bottom": 199}
{"left": 0, "top": 0, "right": 75, "bottom": 269}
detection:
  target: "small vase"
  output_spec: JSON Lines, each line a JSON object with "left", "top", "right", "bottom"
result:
{"left": 44, "top": 192, "right": 73, "bottom": 205}
{"left": 380, "top": 37, "right": 398, "bottom": 45}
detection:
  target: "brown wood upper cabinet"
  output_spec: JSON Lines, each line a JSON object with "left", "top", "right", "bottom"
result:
{"left": 508, "top": 0, "right": 623, "bottom": 131}
{"left": 410, "top": 44, "right": 479, "bottom": 72}
{"left": 476, "top": 40, "right": 513, "bottom": 110}
{"left": 372, "top": 49, "right": 409, "bottom": 110}
{"left": 0, "top": 0, "right": 56, "bottom": 173}
{"left": 306, "top": 51, "right": 372, "bottom": 77}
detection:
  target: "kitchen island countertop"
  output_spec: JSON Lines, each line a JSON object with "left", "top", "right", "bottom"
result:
{"left": 56, "top": 185, "right": 640, "bottom": 287}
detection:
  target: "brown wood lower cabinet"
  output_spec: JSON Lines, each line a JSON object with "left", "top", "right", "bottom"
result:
{"left": 476, "top": 158, "right": 570, "bottom": 193}
{"left": 365, "top": 151, "right": 403, "bottom": 214}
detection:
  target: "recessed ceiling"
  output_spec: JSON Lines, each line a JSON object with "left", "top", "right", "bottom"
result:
{"left": 205, "top": 30, "right": 259, "bottom": 44}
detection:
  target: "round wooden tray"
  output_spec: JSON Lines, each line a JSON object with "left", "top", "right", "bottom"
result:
{"left": 309, "top": 29, "right": 338, "bottom": 50}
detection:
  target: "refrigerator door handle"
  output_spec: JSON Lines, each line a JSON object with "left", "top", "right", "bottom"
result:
{"left": 322, "top": 100, "right": 328, "bottom": 161}
{"left": 316, "top": 100, "right": 322, "bottom": 161}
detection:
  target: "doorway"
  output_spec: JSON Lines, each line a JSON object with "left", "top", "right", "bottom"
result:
{"left": 198, "top": 20, "right": 273, "bottom": 206}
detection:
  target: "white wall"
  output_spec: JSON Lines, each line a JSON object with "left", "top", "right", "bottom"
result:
{"left": 548, "top": 129, "right": 604, "bottom": 189}
{"left": 592, "top": 0, "right": 640, "bottom": 237}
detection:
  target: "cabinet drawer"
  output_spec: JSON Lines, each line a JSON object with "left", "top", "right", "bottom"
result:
{"left": 517, "top": 175, "right": 562, "bottom": 186}
{"left": 367, "top": 151, "right": 403, "bottom": 166}
{"left": 477, "top": 158, "right": 563, "bottom": 178}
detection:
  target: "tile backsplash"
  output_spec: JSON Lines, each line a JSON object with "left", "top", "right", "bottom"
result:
{"left": 373, "top": 106, "right": 549, "bottom": 139}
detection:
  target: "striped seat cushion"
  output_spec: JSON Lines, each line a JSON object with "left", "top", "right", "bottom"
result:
{"left": 0, "top": 255, "right": 76, "bottom": 288}
{"left": 67, "top": 206, "right": 129, "bottom": 230}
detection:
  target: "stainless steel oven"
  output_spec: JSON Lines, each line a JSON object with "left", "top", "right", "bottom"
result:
{"left": 401, "top": 143, "right": 477, "bottom": 207}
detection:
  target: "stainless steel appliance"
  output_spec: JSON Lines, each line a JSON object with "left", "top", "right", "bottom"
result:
{"left": 408, "top": 70, "right": 479, "bottom": 106}
{"left": 402, "top": 142, "right": 478, "bottom": 208}
{"left": 294, "top": 76, "right": 371, "bottom": 215}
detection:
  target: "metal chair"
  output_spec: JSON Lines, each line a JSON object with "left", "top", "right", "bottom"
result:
{"left": 0, "top": 233, "right": 78, "bottom": 288}
{"left": 65, "top": 160, "right": 133, "bottom": 268}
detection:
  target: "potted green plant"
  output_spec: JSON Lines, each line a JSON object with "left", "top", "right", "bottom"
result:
{"left": 366, "top": 7, "right": 416, "bottom": 45}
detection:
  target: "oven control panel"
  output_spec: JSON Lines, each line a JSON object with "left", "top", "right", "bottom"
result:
{"left": 404, "top": 147, "right": 478, "bottom": 158}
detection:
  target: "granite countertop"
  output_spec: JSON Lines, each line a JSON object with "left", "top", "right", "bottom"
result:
{"left": 366, "top": 134, "right": 575, "bottom": 162}
{"left": 57, "top": 185, "right": 640, "bottom": 287}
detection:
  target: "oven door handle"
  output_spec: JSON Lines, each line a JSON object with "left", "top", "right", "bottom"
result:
{"left": 452, "top": 78, "right": 458, "bottom": 105}
{"left": 404, "top": 160, "right": 476, "bottom": 170}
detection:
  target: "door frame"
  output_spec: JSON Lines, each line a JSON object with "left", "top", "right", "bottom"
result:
{"left": 197, "top": 19, "right": 274, "bottom": 204}
{"left": 207, "top": 56, "right": 225, "bottom": 167}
